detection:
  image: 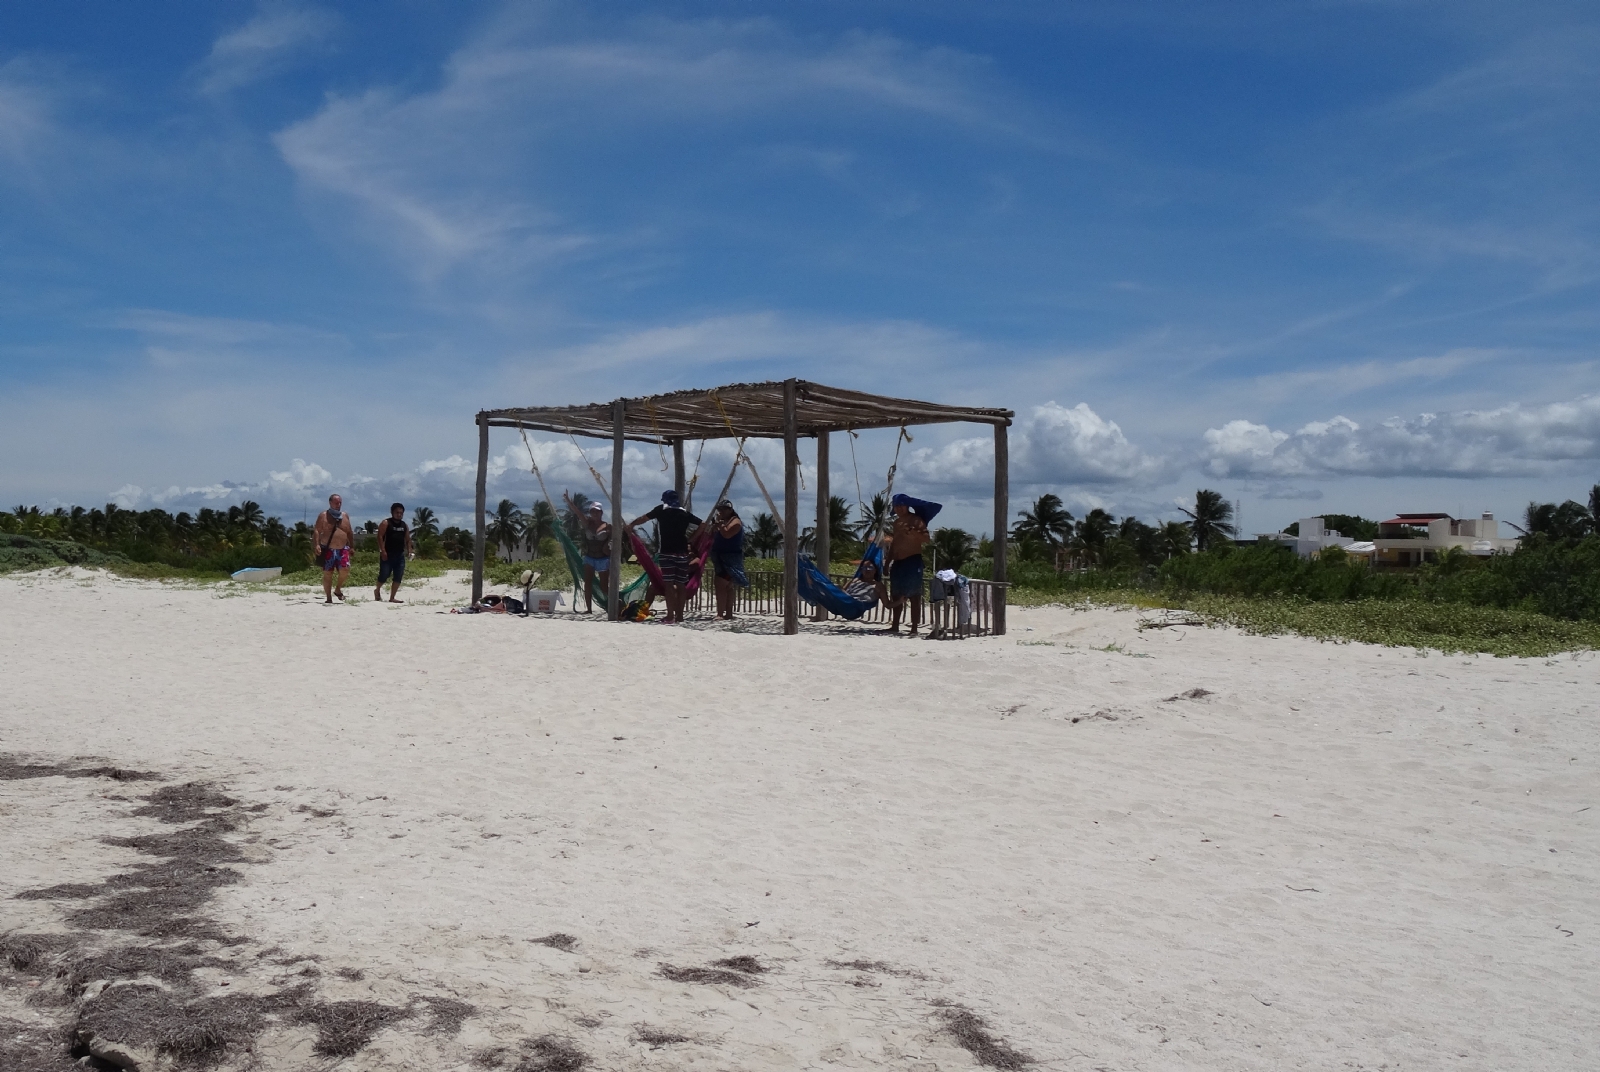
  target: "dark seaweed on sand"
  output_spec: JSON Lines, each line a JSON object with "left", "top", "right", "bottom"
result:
{"left": 935, "top": 1006, "right": 1034, "bottom": 1070}
{"left": 0, "top": 754, "right": 159, "bottom": 783}
{"left": 0, "top": 1015, "right": 78, "bottom": 1071}
{"left": 633, "top": 1027, "right": 692, "bottom": 1048}
{"left": 419, "top": 996, "right": 476, "bottom": 1036}
{"left": 528, "top": 933, "right": 578, "bottom": 952}
{"left": 514, "top": 1035, "right": 590, "bottom": 1071}
{"left": 709, "top": 955, "right": 766, "bottom": 974}
{"left": 824, "top": 957, "right": 926, "bottom": 978}
{"left": 658, "top": 964, "right": 759, "bottom": 989}
{"left": 291, "top": 999, "right": 412, "bottom": 1057}
{"left": 0, "top": 932, "right": 76, "bottom": 973}
{"left": 131, "top": 783, "right": 238, "bottom": 824}
{"left": 15, "top": 781, "right": 252, "bottom": 947}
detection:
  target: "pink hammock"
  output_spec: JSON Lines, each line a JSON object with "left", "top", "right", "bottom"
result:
{"left": 627, "top": 525, "right": 715, "bottom": 601}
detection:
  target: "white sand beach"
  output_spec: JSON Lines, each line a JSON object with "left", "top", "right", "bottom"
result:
{"left": 2, "top": 568, "right": 1596, "bottom": 1071}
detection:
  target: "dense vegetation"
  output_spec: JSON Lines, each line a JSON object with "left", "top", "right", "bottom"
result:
{"left": 6, "top": 483, "right": 1600, "bottom": 654}
{"left": 0, "top": 499, "right": 465, "bottom": 573}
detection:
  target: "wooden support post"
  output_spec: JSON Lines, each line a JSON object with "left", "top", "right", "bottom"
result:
{"left": 782, "top": 379, "right": 799, "bottom": 635}
{"left": 471, "top": 413, "right": 488, "bottom": 604}
{"left": 992, "top": 421, "right": 1009, "bottom": 637}
{"left": 673, "top": 440, "right": 686, "bottom": 506}
{"left": 813, "top": 431, "right": 829, "bottom": 620}
{"left": 608, "top": 400, "right": 625, "bottom": 621}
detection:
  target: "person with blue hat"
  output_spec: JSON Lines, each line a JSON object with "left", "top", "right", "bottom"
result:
{"left": 628, "top": 489, "right": 704, "bottom": 623}
{"left": 886, "top": 492, "right": 941, "bottom": 634}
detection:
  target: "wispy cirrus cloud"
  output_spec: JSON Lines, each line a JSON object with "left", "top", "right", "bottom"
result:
{"left": 272, "top": 14, "right": 1033, "bottom": 279}
{"left": 0, "top": 61, "right": 51, "bottom": 165}
{"left": 199, "top": 4, "right": 339, "bottom": 95}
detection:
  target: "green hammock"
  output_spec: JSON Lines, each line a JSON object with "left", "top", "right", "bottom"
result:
{"left": 554, "top": 523, "right": 648, "bottom": 612}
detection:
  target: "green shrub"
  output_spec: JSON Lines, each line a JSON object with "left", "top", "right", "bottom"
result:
{"left": 0, "top": 534, "right": 130, "bottom": 573}
{"left": 1159, "top": 543, "right": 1412, "bottom": 601}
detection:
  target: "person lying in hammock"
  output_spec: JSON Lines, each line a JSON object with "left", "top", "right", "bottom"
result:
{"left": 839, "top": 556, "right": 887, "bottom": 607}
{"left": 627, "top": 490, "right": 704, "bottom": 624}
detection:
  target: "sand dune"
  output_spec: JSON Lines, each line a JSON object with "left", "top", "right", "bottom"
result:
{"left": 2, "top": 568, "right": 1596, "bottom": 1070}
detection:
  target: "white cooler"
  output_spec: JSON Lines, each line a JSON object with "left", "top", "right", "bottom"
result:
{"left": 524, "top": 589, "right": 565, "bottom": 614}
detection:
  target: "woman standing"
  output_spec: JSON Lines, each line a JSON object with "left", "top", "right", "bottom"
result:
{"left": 709, "top": 499, "right": 748, "bottom": 620}
{"left": 579, "top": 501, "right": 611, "bottom": 614}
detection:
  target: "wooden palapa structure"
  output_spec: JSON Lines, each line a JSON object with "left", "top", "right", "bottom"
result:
{"left": 471, "top": 379, "right": 1014, "bottom": 635}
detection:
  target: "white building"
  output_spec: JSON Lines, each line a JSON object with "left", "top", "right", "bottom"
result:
{"left": 1372, "top": 512, "right": 1519, "bottom": 568}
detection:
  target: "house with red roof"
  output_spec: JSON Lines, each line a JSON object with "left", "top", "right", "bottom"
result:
{"left": 1373, "top": 512, "right": 1519, "bottom": 568}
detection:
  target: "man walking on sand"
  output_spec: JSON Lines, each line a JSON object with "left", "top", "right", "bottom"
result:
{"left": 887, "top": 492, "right": 940, "bottom": 635}
{"left": 374, "top": 502, "right": 413, "bottom": 604}
{"left": 314, "top": 493, "right": 355, "bottom": 604}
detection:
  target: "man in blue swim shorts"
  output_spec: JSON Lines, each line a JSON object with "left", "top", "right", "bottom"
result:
{"left": 578, "top": 501, "right": 611, "bottom": 614}
{"left": 887, "top": 493, "right": 933, "bottom": 634}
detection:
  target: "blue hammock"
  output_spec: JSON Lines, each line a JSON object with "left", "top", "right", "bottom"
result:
{"left": 797, "top": 542, "right": 885, "bottom": 620}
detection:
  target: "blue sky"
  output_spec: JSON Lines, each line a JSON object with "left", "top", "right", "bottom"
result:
{"left": 3, "top": 0, "right": 1598, "bottom": 535}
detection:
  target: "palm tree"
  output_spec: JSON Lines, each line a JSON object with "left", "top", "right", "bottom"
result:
{"left": 525, "top": 500, "right": 558, "bottom": 557}
{"left": 1069, "top": 507, "right": 1115, "bottom": 565}
{"left": 559, "top": 490, "right": 592, "bottom": 542}
{"left": 263, "top": 517, "right": 288, "bottom": 546}
{"left": 1116, "top": 516, "right": 1160, "bottom": 567}
{"left": 1179, "top": 489, "right": 1236, "bottom": 551}
{"left": 825, "top": 495, "right": 856, "bottom": 560}
{"left": 1524, "top": 499, "right": 1593, "bottom": 541}
{"left": 855, "top": 492, "right": 891, "bottom": 542}
{"left": 440, "top": 526, "right": 470, "bottom": 560}
{"left": 486, "top": 499, "right": 525, "bottom": 560}
{"left": 411, "top": 506, "right": 439, "bottom": 541}
{"left": 1012, "top": 493, "right": 1074, "bottom": 550}
{"left": 1158, "top": 520, "right": 1192, "bottom": 559}
{"left": 748, "top": 512, "right": 783, "bottom": 557}
{"left": 237, "top": 500, "right": 265, "bottom": 532}
{"left": 932, "top": 527, "right": 978, "bottom": 573}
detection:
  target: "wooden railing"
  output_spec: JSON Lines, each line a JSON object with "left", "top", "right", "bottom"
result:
{"left": 682, "top": 565, "right": 1004, "bottom": 637}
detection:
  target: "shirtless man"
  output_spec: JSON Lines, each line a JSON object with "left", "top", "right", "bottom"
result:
{"left": 314, "top": 493, "right": 355, "bottom": 604}
{"left": 886, "top": 494, "right": 932, "bottom": 634}
{"left": 577, "top": 499, "right": 611, "bottom": 614}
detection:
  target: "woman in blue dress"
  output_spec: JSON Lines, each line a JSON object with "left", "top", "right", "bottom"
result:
{"left": 709, "top": 499, "right": 748, "bottom": 620}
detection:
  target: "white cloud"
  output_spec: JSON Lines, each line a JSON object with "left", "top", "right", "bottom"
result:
{"left": 1202, "top": 396, "right": 1600, "bottom": 479}
{"left": 107, "top": 433, "right": 811, "bottom": 528}
{"left": 0, "top": 63, "right": 50, "bottom": 164}
{"left": 200, "top": 4, "right": 338, "bottom": 95}
{"left": 272, "top": 16, "right": 1019, "bottom": 278}
{"left": 902, "top": 401, "right": 1166, "bottom": 493}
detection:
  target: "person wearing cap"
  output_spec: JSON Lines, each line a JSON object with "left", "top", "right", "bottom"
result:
{"left": 578, "top": 500, "right": 612, "bottom": 614}
{"left": 628, "top": 490, "right": 703, "bottom": 623}
{"left": 709, "top": 499, "right": 748, "bottom": 620}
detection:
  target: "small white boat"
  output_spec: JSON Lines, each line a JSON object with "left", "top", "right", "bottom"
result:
{"left": 231, "top": 567, "right": 283, "bottom": 583}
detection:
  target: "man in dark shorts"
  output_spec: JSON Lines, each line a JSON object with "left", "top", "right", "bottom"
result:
{"left": 628, "top": 490, "right": 703, "bottom": 623}
{"left": 374, "top": 502, "right": 413, "bottom": 603}
{"left": 313, "top": 493, "right": 355, "bottom": 604}
{"left": 887, "top": 493, "right": 934, "bottom": 634}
